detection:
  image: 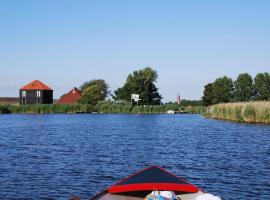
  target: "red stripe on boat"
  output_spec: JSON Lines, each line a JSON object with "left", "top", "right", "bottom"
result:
{"left": 108, "top": 183, "right": 198, "bottom": 193}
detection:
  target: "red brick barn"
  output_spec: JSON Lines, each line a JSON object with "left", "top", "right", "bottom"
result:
{"left": 57, "top": 87, "right": 81, "bottom": 104}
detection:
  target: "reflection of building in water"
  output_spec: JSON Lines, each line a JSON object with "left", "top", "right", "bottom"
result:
{"left": 176, "top": 93, "right": 181, "bottom": 104}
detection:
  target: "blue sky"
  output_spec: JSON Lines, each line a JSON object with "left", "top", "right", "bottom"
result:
{"left": 0, "top": 0, "right": 269, "bottom": 101}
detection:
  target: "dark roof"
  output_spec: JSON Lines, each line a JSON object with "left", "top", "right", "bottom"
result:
{"left": 20, "top": 80, "right": 53, "bottom": 91}
{"left": 108, "top": 166, "right": 198, "bottom": 194}
{"left": 57, "top": 87, "right": 81, "bottom": 104}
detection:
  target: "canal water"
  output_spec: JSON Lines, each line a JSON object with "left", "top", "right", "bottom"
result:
{"left": 0, "top": 114, "right": 269, "bottom": 199}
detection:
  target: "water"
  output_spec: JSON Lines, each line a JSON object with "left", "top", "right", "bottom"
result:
{"left": 0, "top": 114, "right": 269, "bottom": 199}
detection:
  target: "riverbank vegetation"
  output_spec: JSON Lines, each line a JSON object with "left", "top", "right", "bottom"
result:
{"left": 202, "top": 73, "right": 270, "bottom": 106}
{"left": 0, "top": 101, "right": 205, "bottom": 114}
{"left": 0, "top": 104, "right": 93, "bottom": 114}
{"left": 97, "top": 100, "right": 205, "bottom": 114}
{"left": 202, "top": 72, "right": 270, "bottom": 123}
{"left": 206, "top": 101, "right": 270, "bottom": 123}
{"left": 114, "top": 67, "right": 162, "bottom": 105}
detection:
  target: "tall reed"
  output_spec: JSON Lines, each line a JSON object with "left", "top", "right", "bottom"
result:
{"left": 0, "top": 104, "right": 93, "bottom": 114}
{"left": 206, "top": 101, "right": 270, "bottom": 123}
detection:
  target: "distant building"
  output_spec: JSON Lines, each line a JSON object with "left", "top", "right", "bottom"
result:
{"left": 0, "top": 97, "right": 19, "bottom": 105}
{"left": 57, "top": 87, "right": 81, "bottom": 104}
{"left": 176, "top": 93, "right": 181, "bottom": 104}
{"left": 19, "top": 80, "right": 53, "bottom": 105}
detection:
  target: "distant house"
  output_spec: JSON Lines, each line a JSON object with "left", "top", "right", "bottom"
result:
{"left": 19, "top": 80, "right": 53, "bottom": 105}
{"left": 57, "top": 87, "right": 81, "bottom": 104}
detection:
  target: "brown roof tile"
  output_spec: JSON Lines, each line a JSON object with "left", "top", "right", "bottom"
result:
{"left": 20, "top": 80, "right": 53, "bottom": 90}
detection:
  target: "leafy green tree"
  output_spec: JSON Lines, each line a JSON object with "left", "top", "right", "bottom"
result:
{"left": 114, "top": 67, "right": 162, "bottom": 105}
{"left": 79, "top": 85, "right": 103, "bottom": 106}
{"left": 164, "top": 102, "right": 180, "bottom": 111}
{"left": 179, "top": 99, "right": 203, "bottom": 106}
{"left": 212, "top": 76, "right": 234, "bottom": 104}
{"left": 202, "top": 83, "right": 213, "bottom": 106}
{"left": 80, "top": 79, "right": 109, "bottom": 100}
{"left": 233, "top": 73, "right": 253, "bottom": 101}
{"left": 254, "top": 73, "right": 270, "bottom": 100}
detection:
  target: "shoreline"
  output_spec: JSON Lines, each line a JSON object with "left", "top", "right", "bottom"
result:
{"left": 0, "top": 104, "right": 205, "bottom": 115}
{"left": 205, "top": 101, "right": 270, "bottom": 124}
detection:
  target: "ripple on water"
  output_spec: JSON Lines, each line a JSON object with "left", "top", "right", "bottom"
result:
{"left": 0, "top": 114, "right": 269, "bottom": 199}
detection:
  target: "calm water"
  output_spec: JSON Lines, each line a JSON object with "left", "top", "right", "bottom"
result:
{"left": 0, "top": 114, "right": 269, "bottom": 199}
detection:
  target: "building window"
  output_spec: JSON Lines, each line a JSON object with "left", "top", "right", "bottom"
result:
{"left": 37, "top": 90, "right": 41, "bottom": 97}
{"left": 22, "top": 91, "right": 26, "bottom": 97}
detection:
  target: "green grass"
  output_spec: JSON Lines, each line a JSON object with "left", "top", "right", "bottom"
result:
{"left": 206, "top": 101, "right": 270, "bottom": 123}
{"left": 0, "top": 101, "right": 206, "bottom": 115}
{"left": 97, "top": 100, "right": 205, "bottom": 114}
{"left": 0, "top": 101, "right": 206, "bottom": 114}
{"left": 0, "top": 104, "right": 93, "bottom": 114}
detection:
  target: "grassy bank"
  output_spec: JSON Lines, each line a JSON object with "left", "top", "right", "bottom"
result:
{"left": 0, "top": 104, "right": 93, "bottom": 114}
{"left": 97, "top": 101, "right": 205, "bottom": 114}
{"left": 0, "top": 101, "right": 205, "bottom": 114}
{"left": 206, "top": 101, "right": 270, "bottom": 123}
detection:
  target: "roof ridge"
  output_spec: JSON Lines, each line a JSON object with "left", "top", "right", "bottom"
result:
{"left": 20, "top": 80, "right": 53, "bottom": 90}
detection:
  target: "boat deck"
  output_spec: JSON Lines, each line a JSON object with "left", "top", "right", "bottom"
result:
{"left": 94, "top": 192, "right": 204, "bottom": 200}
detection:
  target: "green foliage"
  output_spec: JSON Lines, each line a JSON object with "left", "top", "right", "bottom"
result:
{"left": 243, "top": 105, "right": 256, "bottom": 122}
{"left": 79, "top": 85, "right": 103, "bottom": 106}
{"left": 184, "top": 106, "right": 206, "bottom": 114}
{"left": 96, "top": 100, "right": 205, "bottom": 114}
{"left": 163, "top": 102, "right": 180, "bottom": 111}
{"left": 80, "top": 79, "right": 109, "bottom": 99}
{"left": 96, "top": 100, "right": 132, "bottom": 113}
{"left": 203, "top": 72, "right": 270, "bottom": 105}
{"left": 202, "top": 83, "right": 213, "bottom": 106}
{"left": 114, "top": 67, "right": 162, "bottom": 105}
{"left": 0, "top": 101, "right": 206, "bottom": 115}
{"left": 0, "top": 105, "right": 11, "bottom": 114}
{"left": 0, "top": 104, "right": 92, "bottom": 114}
{"left": 180, "top": 99, "right": 203, "bottom": 107}
{"left": 254, "top": 73, "right": 270, "bottom": 100}
{"left": 212, "top": 76, "right": 234, "bottom": 104}
{"left": 234, "top": 73, "right": 253, "bottom": 101}
{"left": 206, "top": 101, "right": 270, "bottom": 123}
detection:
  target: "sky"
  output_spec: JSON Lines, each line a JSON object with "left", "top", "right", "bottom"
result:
{"left": 0, "top": 0, "right": 269, "bottom": 101}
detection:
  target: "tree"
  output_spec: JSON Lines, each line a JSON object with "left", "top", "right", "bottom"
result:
{"left": 202, "top": 83, "right": 213, "bottom": 106}
{"left": 180, "top": 99, "right": 203, "bottom": 106}
{"left": 254, "top": 73, "right": 270, "bottom": 100}
{"left": 114, "top": 67, "right": 162, "bottom": 105}
{"left": 78, "top": 85, "right": 103, "bottom": 106}
{"left": 233, "top": 73, "right": 253, "bottom": 102}
{"left": 212, "top": 76, "right": 234, "bottom": 104}
{"left": 80, "top": 79, "right": 109, "bottom": 100}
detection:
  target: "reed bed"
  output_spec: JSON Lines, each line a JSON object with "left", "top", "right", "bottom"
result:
{"left": 206, "top": 101, "right": 270, "bottom": 124}
{"left": 0, "top": 102, "right": 205, "bottom": 114}
{"left": 0, "top": 104, "right": 93, "bottom": 114}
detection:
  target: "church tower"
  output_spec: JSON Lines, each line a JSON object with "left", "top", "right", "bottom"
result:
{"left": 176, "top": 93, "right": 181, "bottom": 104}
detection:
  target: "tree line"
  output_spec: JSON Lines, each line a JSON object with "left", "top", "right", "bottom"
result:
{"left": 202, "top": 72, "right": 270, "bottom": 106}
{"left": 78, "top": 67, "right": 162, "bottom": 106}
